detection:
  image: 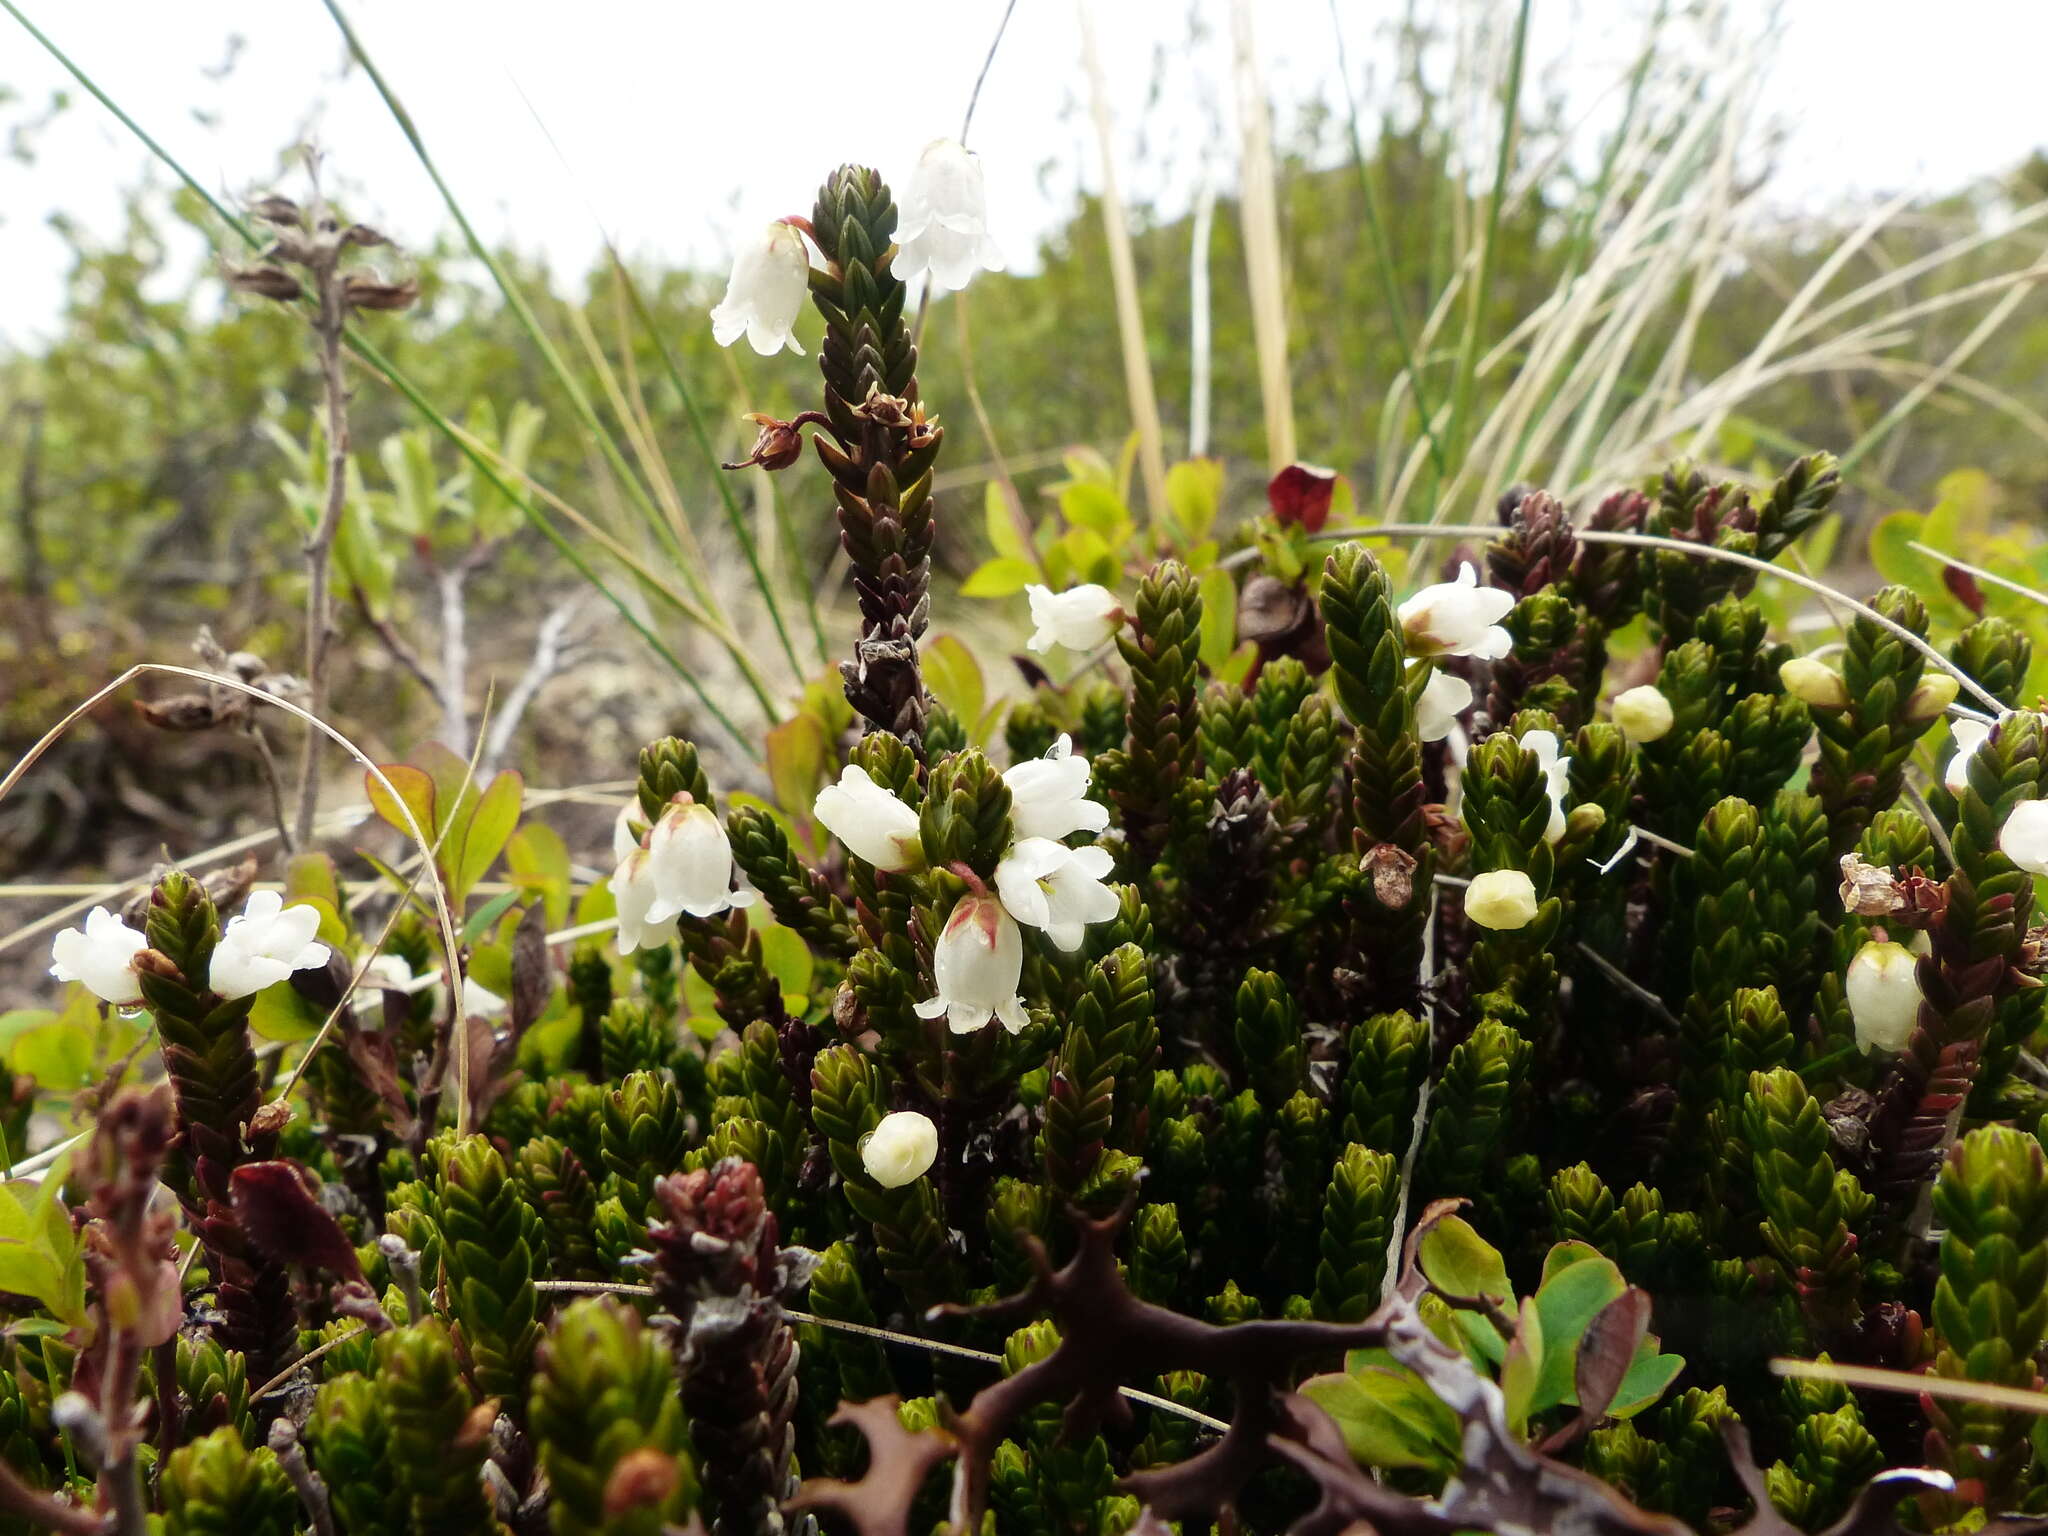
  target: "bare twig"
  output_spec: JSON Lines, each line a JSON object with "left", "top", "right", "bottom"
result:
{"left": 481, "top": 593, "right": 589, "bottom": 773}
{"left": 352, "top": 589, "right": 441, "bottom": 698}
{"left": 293, "top": 152, "right": 358, "bottom": 849}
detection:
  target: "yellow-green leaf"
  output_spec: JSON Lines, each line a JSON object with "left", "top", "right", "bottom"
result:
{"left": 1165, "top": 458, "right": 1223, "bottom": 545}
{"left": 1197, "top": 567, "right": 1238, "bottom": 671}
{"left": 961, "top": 557, "right": 1039, "bottom": 599}
{"left": 924, "top": 634, "right": 986, "bottom": 731}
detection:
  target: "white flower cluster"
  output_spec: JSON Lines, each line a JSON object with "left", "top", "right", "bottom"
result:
{"left": 49, "top": 890, "right": 329, "bottom": 1006}
{"left": 711, "top": 139, "right": 1003, "bottom": 358}
{"left": 813, "top": 735, "right": 1117, "bottom": 1036}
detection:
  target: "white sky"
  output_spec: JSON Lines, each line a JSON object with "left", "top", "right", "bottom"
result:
{"left": 1, "top": 0, "right": 2043, "bottom": 348}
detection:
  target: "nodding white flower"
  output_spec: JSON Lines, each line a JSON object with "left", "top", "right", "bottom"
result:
{"left": 860, "top": 1110, "right": 939, "bottom": 1188}
{"left": 360, "top": 953, "right": 415, "bottom": 992}
{"left": 48, "top": 906, "right": 149, "bottom": 1006}
{"left": 710, "top": 221, "right": 811, "bottom": 357}
{"left": 1397, "top": 563, "right": 1514, "bottom": 660}
{"left": 2000, "top": 798, "right": 2048, "bottom": 876}
{"left": 609, "top": 798, "right": 754, "bottom": 955}
{"left": 209, "top": 890, "right": 332, "bottom": 1002}
{"left": 1846, "top": 940, "right": 1923, "bottom": 1054}
{"left": 814, "top": 765, "right": 924, "bottom": 872}
{"left": 893, "top": 138, "right": 1003, "bottom": 293}
{"left": 1612, "top": 684, "right": 1675, "bottom": 745}
{"left": 1520, "top": 728, "right": 1573, "bottom": 844}
{"left": 1026, "top": 583, "right": 1123, "bottom": 656}
{"left": 612, "top": 802, "right": 644, "bottom": 863}
{"left": 1415, "top": 668, "right": 1473, "bottom": 744}
{"left": 1004, "top": 735, "right": 1110, "bottom": 843}
{"left": 995, "top": 838, "right": 1120, "bottom": 952}
{"left": 1779, "top": 657, "right": 1849, "bottom": 709}
{"left": 1464, "top": 869, "right": 1539, "bottom": 932}
{"left": 462, "top": 977, "right": 508, "bottom": 1020}
{"left": 1945, "top": 716, "right": 1999, "bottom": 795}
{"left": 914, "top": 892, "right": 1028, "bottom": 1035}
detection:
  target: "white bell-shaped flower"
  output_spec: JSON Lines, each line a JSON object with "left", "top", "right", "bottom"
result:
{"left": 1945, "top": 717, "right": 1997, "bottom": 795}
{"left": 611, "top": 850, "right": 664, "bottom": 957}
{"left": 461, "top": 976, "right": 508, "bottom": 1019}
{"left": 1025, "top": 583, "right": 1123, "bottom": 656}
{"left": 814, "top": 764, "right": 924, "bottom": 872}
{"left": 1846, "top": 940, "right": 1923, "bottom": 1054}
{"left": 995, "top": 838, "right": 1121, "bottom": 952}
{"left": 608, "top": 798, "right": 754, "bottom": 955}
{"left": 644, "top": 801, "right": 755, "bottom": 923}
{"left": 710, "top": 222, "right": 811, "bottom": 357}
{"left": 1612, "top": 684, "right": 1675, "bottom": 745}
{"left": 2000, "top": 798, "right": 2048, "bottom": 876}
{"left": 894, "top": 139, "right": 1004, "bottom": 293}
{"left": 612, "top": 802, "right": 644, "bottom": 862}
{"left": 1397, "top": 563, "right": 1514, "bottom": 660}
{"left": 861, "top": 1110, "right": 939, "bottom": 1188}
{"left": 1004, "top": 735, "right": 1110, "bottom": 842}
{"left": 1465, "top": 869, "right": 1539, "bottom": 931}
{"left": 48, "top": 906, "right": 149, "bottom": 1006}
{"left": 1415, "top": 668, "right": 1473, "bottom": 744}
{"left": 1519, "top": 728, "right": 1573, "bottom": 844}
{"left": 914, "top": 892, "right": 1028, "bottom": 1035}
{"left": 209, "top": 890, "right": 332, "bottom": 1001}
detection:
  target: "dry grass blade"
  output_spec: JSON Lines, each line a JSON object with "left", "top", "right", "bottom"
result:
{"left": 1077, "top": 0, "right": 1168, "bottom": 519}
{"left": 1772, "top": 1357, "right": 2048, "bottom": 1416}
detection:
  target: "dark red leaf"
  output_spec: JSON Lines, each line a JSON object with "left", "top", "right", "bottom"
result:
{"left": 1267, "top": 462, "right": 1341, "bottom": 533}
{"left": 229, "top": 1160, "right": 364, "bottom": 1284}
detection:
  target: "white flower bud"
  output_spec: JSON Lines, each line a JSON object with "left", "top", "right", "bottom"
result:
{"left": 1464, "top": 869, "right": 1539, "bottom": 931}
{"left": 913, "top": 892, "right": 1028, "bottom": 1035}
{"left": 1611, "top": 684, "right": 1675, "bottom": 745}
{"left": 462, "top": 977, "right": 507, "bottom": 1019}
{"left": 1004, "top": 735, "right": 1110, "bottom": 842}
{"left": 860, "top": 1111, "right": 939, "bottom": 1189}
{"left": 47, "top": 906, "right": 149, "bottom": 1006}
{"left": 814, "top": 764, "right": 924, "bottom": 872}
{"left": 1415, "top": 668, "right": 1473, "bottom": 744}
{"left": 710, "top": 222, "right": 811, "bottom": 357}
{"left": 1025, "top": 583, "right": 1123, "bottom": 655}
{"left": 1396, "top": 563, "right": 1514, "bottom": 660}
{"left": 893, "top": 139, "right": 1004, "bottom": 293}
{"left": 208, "top": 890, "right": 332, "bottom": 1001}
{"left": 1905, "top": 671, "right": 1961, "bottom": 724}
{"left": 1846, "top": 940, "right": 1923, "bottom": 1054}
{"left": 2000, "top": 798, "right": 2048, "bottom": 876}
{"left": 1779, "top": 657, "right": 1848, "bottom": 709}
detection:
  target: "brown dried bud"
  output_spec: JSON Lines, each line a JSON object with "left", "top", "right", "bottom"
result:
{"left": 723, "top": 413, "right": 806, "bottom": 473}
{"left": 1822, "top": 1087, "right": 1877, "bottom": 1173}
{"left": 857, "top": 388, "right": 915, "bottom": 430}
{"left": 129, "top": 950, "right": 185, "bottom": 983}
{"left": 1363, "top": 843, "right": 1417, "bottom": 909}
{"left": 2019, "top": 927, "right": 2048, "bottom": 981}
{"left": 1892, "top": 873, "right": 1948, "bottom": 928}
{"left": 135, "top": 694, "right": 228, "bottom": 732}
{"left": 603, "top": 1448, "right": 682, "bottom": 1516}
{"left": 248, "top": 195, "right": 305, "bottom": 229}
{"left": 247, "top": 1100, "right": 294, "bottom": 1139}
{"left": 455, "top": 1400, "right": 499, "bottom": 1454}
{"left": 1838, "top": 854, "right": 1903, "bottom": 917}
{"left": 342, "top": 273, "right": 420, "bottom": 312}
{"left": 228, "top": 265, "right": 304, "bottom": 304}
{"left": 340, "top": 223, "right": 391, "bottom": 249}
